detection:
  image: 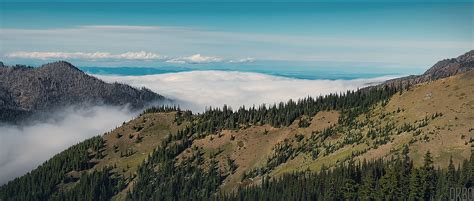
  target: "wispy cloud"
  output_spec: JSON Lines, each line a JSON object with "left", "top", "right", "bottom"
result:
{"left": 6, "top": 51, "right": 254, "bottom": 64}
{"left": 229, "top": 57, "right": 256, "bottom": 63}
{"left": 0, "top": 105, "right": 136, "bottom": 185}
{"left": 81, "top": 25, "right": 163, "bottom": 31}
{"left": 1, "top": 25, "right": 470, "bottom": 66}
{"left": 166, "top": 54, "right": 223, "bottom": 64}
{"left": 6, "top": 51, "right": 167, "bottom": 61}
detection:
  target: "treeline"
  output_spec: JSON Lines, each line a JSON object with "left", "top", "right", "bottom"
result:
{"left": 0, "top": 84, "right": 412, "bottom": 200}
{"left": 127, "top": 142, "right": 223, "bottom": 200}
{"left": 219, "top": 146, "right": 474, "bottom": 201}
{"left": 126, "top": 86, "right": 402, "bottom": 200}
{"left": 0, "top": 136, "right": 122, "bottom": 201}
{"left": 126, "top": 117, "right": 223, "bottom": 200}
{"left": 144, "top": 85, "right": 397, "bottom": 135}
{"left": 50, "top": 167, "right": 124, "bottom": 201}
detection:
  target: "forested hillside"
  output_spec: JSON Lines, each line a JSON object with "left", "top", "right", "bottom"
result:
{"left": 219, "top": 149, "right": 473, "bottom": 201}
{"left": 1, "top": 52, "right": 473, "bottom": 200}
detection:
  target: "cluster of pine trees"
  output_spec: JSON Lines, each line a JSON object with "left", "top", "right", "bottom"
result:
{"left": 0, "top": 136, "right": 124, "bottom": 200}
{"left": 50, "top": 167, "right": 124, "bottom": 201}
{"left": 3, "top": 83, "right": 470, "bottom": 200}
{"left": 128, "top": 84, "right": 471, "bottom": 200}
{"left": 127, "top": 147, "right": 223, "bottom": 200}
{"left": 144, "top": 85, "right": 397, "bottom": 136}
{"left": 220, "top": 146, "right": 473, "bottom": 201}
{"left": 220, "top": 147, "right": 474, "bottom": 201}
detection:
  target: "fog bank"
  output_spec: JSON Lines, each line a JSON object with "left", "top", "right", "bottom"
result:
{"left": 0, "top": 70, "right": 397, "bottom": 185}
{"left": 0, "top": 106, "right": 135, "bottom": 184}
{"left": 97, "top": 71, "right": 396, "bottom": 112}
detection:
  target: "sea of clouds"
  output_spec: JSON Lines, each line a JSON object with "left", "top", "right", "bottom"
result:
{"left": 96, "top": 71, "right": 395, "bottom": 112}
{"left": 0, "top": 106, "right": 136, "bottom": 184}
{"left": 0, "top": 70, "right": 396, "bottom": 184}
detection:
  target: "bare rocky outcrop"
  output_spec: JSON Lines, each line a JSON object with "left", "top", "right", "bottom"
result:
{"left": 382, "top": 50, "right": 473, "bottom": 89}
{"left": 0, "top": 61, "right": 165, "bottom": 123}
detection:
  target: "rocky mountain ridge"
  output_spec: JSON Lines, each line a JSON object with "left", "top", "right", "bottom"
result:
{"left": 383, "top": 50, "right": 473, "bottom": 88}
{"left": 0, "top": 61, "right": 165, "bottom": 123}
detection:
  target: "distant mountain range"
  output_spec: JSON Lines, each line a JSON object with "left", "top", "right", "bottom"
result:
{"left": 0, "top": 61, "right": 165, "bottom": 123}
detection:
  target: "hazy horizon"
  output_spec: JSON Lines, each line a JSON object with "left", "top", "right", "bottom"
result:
{"left": 1, "top": 2, "right": 472, "bottom": 73}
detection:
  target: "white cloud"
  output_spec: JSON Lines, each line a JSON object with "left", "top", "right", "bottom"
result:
{"left": 96, "top": 71, "right": 397, "bottom": 112}
{"left": 81, "top": 25, "right": 162, "bottom": 31}
{"left": 5, "top": 51, "right": 254, "bottom": 64}
{"left": 166, "top": 54, "right": 223, "bottom": 64}
{"left": 229, "top": 57, "right": 256, "bottom": 63}
{"left": 1, "top": 25, "right": 470, "bottom": 66}
{"left": 0, "top": 105, "right": 136, "bottom": 185}
{"left": 6, "top": 51, "right": 166, "bottom": 61}
{"left": 117, "top": 51, "right": 166, "bottom": 60}
{"left": 0, "top": 70, "right": 398, "bottom": 184}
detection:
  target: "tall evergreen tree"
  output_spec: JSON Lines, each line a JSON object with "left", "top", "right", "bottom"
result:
{"left": 447, "top": 156, "right": 457, "bottom": 188}
{"left": 359, "top": 171, "right": 375, "bottom": 201}
{"left": 380, "top": 164, "right": 399, "bottom": 200}
{"left": 421, "top": 151, "right": 436, "bottom": 200}
{"left": 343, "top": 178, "right": 358, "bottom": 201}
{"left": 408, "top": 169, "right": 423, "bottom": 201}
{"left": 400, "top": 145, "right": 413, "bottom": 200}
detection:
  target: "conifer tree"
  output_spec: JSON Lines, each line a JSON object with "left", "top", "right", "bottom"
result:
{"left": 343, "top": 178, "right": 358, "bottom": 201}
{"left": 421, "top": 151, "right": 436, "bottom": 200}
{"left": 447, "top": 156, "right": 457, "bottom": 188}
{"left": 380, "top": 164, "right": 399, "bottom": 200}
{"left": 408, "top": 169, "right": 423, "bottom": 201}
{"left": 400, "top": 145, "right": 413, "bottom": 200}
{"left": 359, "top": 171, "right": 375, "bottom": 201}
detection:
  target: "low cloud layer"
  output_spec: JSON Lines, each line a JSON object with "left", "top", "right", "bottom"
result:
{"left": 0, "top": 106, "right": 135, "bottom": 185}
{"left": 97, "top": 71, "right": 396, "bottom": 112}
{"left": 0, "top": 71, "right": 397, "bottom": 185}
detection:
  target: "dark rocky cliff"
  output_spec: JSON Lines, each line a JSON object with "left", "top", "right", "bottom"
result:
{"left": 0, "top": 61, "right": 165, "bottom": 122}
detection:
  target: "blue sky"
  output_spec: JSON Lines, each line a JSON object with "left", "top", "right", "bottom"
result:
{"left": 0, "top": 1, "right": 472, "bottom": 76}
